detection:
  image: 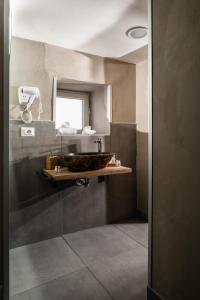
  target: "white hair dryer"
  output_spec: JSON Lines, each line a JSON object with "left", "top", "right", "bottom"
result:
{"left": 18, "top": 86, "right": 43, "bottom": 123}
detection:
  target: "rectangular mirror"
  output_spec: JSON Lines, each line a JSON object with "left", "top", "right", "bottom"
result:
{"left": 53, "top": 78, "right": 112, "bottom": 136}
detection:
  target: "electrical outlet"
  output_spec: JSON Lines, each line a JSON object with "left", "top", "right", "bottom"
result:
{"left": 21, "top": 127, "right": 35, "bottom": 137}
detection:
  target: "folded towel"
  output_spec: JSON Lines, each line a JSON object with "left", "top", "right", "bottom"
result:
{"left": 58, "top": 127, "right": 77, "bottom": 135}
{"left": 82, "top": 126, "right": 96, "bottom": 135}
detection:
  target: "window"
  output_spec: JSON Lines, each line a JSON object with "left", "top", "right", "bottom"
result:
{"left": 54, "top": 90, "right": 90, "bottom": 131}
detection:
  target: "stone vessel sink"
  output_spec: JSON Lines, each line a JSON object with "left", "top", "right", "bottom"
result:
{"left": 60, "top": 152, "right": 113, "bottom": 172}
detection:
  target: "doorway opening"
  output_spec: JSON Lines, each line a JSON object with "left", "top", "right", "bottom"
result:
{"left": 8, "top": 1, "right": 152, "bottom": 299}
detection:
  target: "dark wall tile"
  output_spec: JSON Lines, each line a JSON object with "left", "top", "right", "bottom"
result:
{"left": 107, "top": 123, "right": 137, "bottom": 222}
{"left": 9, "top": 155, "right": 68, "bottom": 210}
{"left": 9, "top": 121, "right": 136, "bottom": 248}
{"left": 62, "top": 178, "right": 107, "bottom": 234}
{"left": 10, "top": 120, "right": 110, "bottom": 248}
{"left": 10, "top": 193, "right": 63, "bottom": 248}
{"left": 136, "top": 131, "right": 148, "bottom": 217}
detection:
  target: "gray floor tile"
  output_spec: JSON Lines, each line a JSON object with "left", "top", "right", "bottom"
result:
{"left": 10, "top": 293, "right": 30, "bottom": 300}
{"left": 11, "top": 268, "right": 112, "bottom": 300}
{"left": 89, "top": 247, "right": 148, "bottom": 300}
{"left": 10, "top": 237, "right": 84, "bottom": 296}
{"left": 115, "top": 223, "right": 148, "bottom": 247}
{"left": 64, "top": 226, "right": 140, "bottom": 265}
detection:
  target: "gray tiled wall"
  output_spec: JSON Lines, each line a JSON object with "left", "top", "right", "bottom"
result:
{"left": 107, "top": 123, "right": 137, "bottom": 222}
{"left": 9, "top": 121, "right": 137, "bottom": 248}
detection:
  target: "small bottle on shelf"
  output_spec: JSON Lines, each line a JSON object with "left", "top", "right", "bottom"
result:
{"left": 46, "top": 153, "right": 59, "bottom": 170}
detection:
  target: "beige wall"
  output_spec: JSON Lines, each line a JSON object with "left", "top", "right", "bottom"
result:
{"left": 10, "top": 37, "right": 136, "bottom": 124}
{"left": 91, "top": 86, "right": 110, "bottom": 134}
{"left": 10, "top": 37, "right": 105, "bottom": 120}
{"left": 10, "top": 38, "right": 52, "bottom": 120}
{"left": 136, "top": 60, "right": 148, "bottom": 216}
{"left": 152, "top": 1, "right": 200, "bottom": 299}
{"left": 105, "top": 59, "right": 136, "bottom": 123}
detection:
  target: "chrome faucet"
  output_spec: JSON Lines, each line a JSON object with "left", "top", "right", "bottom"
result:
{"left": 94, "top": 138, "right": 103, "bottom": 152}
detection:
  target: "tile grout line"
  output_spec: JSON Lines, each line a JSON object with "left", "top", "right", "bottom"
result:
{"left": 114, "top": 224, "right": 148, "bottom": 248}
{"left": 61, "top": 235, "right": 87, "bottom": 268}
{"left": 62, "top": 235, "right": 116, "bottom": 300}
{"left": 11, "top": 268, "right": 87, "bottom": 298}
{"left": 113, "top": 224, "right": 148, "bottom": 249}
{"left": 85, "top": 266, "right": 116, "bottom": 300}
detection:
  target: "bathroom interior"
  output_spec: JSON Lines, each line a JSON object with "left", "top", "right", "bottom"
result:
{"left": 9, "top": 0, "right": 149, "bottom": 299}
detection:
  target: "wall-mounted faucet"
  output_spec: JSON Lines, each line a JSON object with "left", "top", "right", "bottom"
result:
{"left": 94, "top": 138, "right": 103, "bottom": 152}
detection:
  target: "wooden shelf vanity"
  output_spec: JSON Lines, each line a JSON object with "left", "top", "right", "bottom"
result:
{"left": 44, "top": 166, "right": 132, "bottom": 181}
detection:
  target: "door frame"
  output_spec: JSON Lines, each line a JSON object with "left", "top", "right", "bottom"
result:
{"left": 148, "top": 0, "right": 153, "bottom": 289}
{"left": 0, "top": 0, "right": 10, "bottom": 299}
{"left": 1, "top": 1, "right": 153, "bottom": 299}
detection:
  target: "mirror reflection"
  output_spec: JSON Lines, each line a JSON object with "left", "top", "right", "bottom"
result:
{"left": 54, "top": 79, "right": 111, "bottom": 135}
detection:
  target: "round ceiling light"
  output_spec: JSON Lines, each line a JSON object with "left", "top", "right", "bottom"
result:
{"left": 126, "top": 26, "right": 148, "bottom": 39}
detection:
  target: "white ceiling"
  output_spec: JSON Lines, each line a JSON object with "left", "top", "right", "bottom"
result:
{"left": 11, "top": 0, "right": 148, "bottom": 60}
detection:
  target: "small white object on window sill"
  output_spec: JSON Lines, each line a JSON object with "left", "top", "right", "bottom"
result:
{"left": 57, "top": 122, "right": 77, "bottom": 135}
{"left": 82, "top": 126, "right": 96, "bottom": 135}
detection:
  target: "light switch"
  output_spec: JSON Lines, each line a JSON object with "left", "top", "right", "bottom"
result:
{"left": 21, "top": 127, "right": 35, "bottom": 137}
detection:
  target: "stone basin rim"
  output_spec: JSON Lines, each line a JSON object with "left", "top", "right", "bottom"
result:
{"left": 63, "top": 152, "right": 114, "bottom": 157}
